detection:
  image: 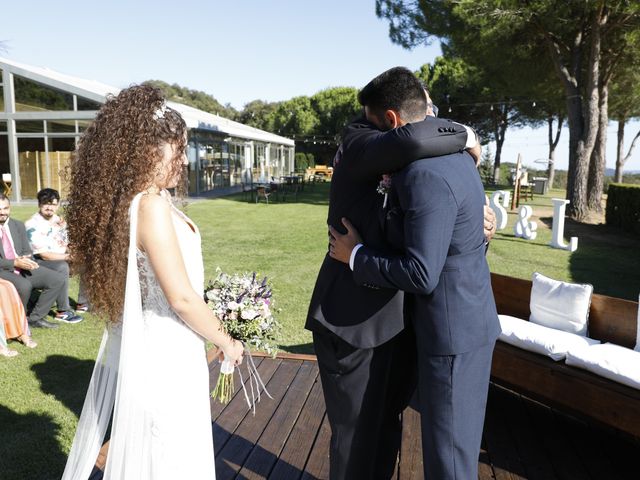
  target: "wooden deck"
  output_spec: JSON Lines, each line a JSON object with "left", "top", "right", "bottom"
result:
{"left": 92, "top": 353, "right": 639, "bottom": 479}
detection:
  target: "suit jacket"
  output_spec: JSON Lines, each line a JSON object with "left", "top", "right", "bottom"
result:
{"left": 352, "top": 152, "right": 501, "bottom": 355}
{"left": 305, "top": 117, "right": 469, "bottom": 348}
{"left": 0, "top": 218, "right": 33, "bottom": 271}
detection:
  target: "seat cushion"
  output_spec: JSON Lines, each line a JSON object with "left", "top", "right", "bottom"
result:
{"left": 529, "top": 272, "right": 593, "bottom": 336}
{"left": 566, "top": 342, "right": 640, "bottom": 390}
{"left": 498, "top": 314, "right": 599, "bottom": 361}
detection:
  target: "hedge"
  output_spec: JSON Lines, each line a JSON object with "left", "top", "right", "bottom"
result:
{"left": 606, "top": 183, "right": 640, "bottom": 235}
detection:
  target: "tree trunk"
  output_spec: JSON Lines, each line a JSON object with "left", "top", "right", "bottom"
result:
{"left": 615, "top": 118, "right": 626, "bottom": 183}
{"left": 544, "top": 7, "right": 606, "bottom": 221}
{"left": 492, "top": 106, "right": 509, "bottom": 184}
{"left": 587, "top": 83, "right": 608, "bottom": 213}
{"left": 547, "top": 114, "right": 563, "bottom": 189}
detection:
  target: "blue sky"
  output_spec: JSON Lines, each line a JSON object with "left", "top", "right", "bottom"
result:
{"left": 2, "top": 0, "right": 639, "bottom": 172}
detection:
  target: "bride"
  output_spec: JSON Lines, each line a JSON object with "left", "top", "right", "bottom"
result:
{"left": 61, "top": 85, "right": 244, "bottom": 479}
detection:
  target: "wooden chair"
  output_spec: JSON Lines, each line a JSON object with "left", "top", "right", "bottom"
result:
{"left": 1, "top": 174, "right": 11, "bottom": 197}
{"left": 255, "top": 186, "right": 271, "bottom": 204}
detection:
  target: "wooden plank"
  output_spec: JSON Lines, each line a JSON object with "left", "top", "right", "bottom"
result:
{"left": 478, "top": 437, "right": 495, "bottom": 480}
{"left": 491, "top": 273, "right": 532, "bottom": 319}
{"left": 598, "top": 427, "right": 640, "bottom": 479}
{"left": 213, "top": 358, "right": 282, "bottom": 455}
{"left": 523, "top": 395, "right": 591, "bottom": 480}
{"left": 483, "top": 385, "right": 528, "bottom": 480}
{"left": 490, "top": 386, "right": 557, "bottom": 480}
{"left": 301, "top": 413, "right": 331, "bottom": 480}
{"left": 252, "top": 351, "right": 318, "bottom": 362}
{"left": 589, "top": 294, "right": 638, "bottom": 347}
{"left": 269, "top": 377, "right": 326, "bottom": 479}
{"left": 491, "top": 342, "right": 640, "bottom": 437}
{"left": 398, "top": 405, "right": 423, "bottom": 480}
{"left": 551, "top": 410, "right": 616, "bottom": 480}
{"left": 210, "top": 356, "right": 265, "bottom": 421}
{"left": 239, "top": 361, "right": 319, "bottom": 479}
{"left": 215, "top": 360, "right": 303, "bottom": 477}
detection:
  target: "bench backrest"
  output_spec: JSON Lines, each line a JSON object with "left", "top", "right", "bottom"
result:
{"left": 491, "top": 272, "right": 639, "bottom": 349}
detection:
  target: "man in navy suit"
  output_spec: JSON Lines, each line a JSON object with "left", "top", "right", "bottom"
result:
{"left": 306, "top": 67, "right": 493, "bottom": 479}
{"left": 329, "top": 71, "right": 501, "bottom": 479}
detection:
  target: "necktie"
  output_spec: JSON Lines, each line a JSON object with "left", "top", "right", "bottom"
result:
{"left": 1, "top": 225, "right": 19, "bottom": 274}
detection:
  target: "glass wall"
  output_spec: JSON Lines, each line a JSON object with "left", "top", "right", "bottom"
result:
{"left": 16, "top": 136, "right": 76, "bottom": 199}
{"left": 1, "top": 65, "right": 293, "bottom": 200}
{"left": 14, "top": 75, "right": 74, "bottom": 111}
{"left": 0, "top": 135, "right": 9, "bottom": 181}
{"left": 253, "top": 142, "right": 266, "bottom": 181}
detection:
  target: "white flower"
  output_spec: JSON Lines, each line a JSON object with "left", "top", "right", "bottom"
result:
{"left": 241, "top": 308, "right": 258, "bottom": 320}
{"left": 205, "top": 289, "right": 219, "bottom": 301}
{"left": 153, "top": 103, "right": 169, "bottom": 120}
{"left": 228, "top": 301, "right": 240, "bottom": 311}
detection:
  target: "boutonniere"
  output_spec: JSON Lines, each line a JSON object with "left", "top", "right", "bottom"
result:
{"left": 377, "top": 174, "right": 392, "bottom": 208}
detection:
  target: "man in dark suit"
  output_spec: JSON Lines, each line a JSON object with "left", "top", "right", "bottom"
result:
{"left": 0, "top": 194, "right": 65, "bottom": 329}
{"left": 306, "top": 67, "right": 486, "bottom": 479}
{"left": 329, "top": 72, "right": 501, "bottom": 479}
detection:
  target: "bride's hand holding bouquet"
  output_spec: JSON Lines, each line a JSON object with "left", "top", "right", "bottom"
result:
{"left": 206, "top": 269, "right": 281, "bottom": 408}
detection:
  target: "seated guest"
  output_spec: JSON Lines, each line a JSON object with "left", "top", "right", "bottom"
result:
{"left": 0, "top": 193, "right": 66, "bottom": 328}
{"left": 0, "top": 277, "right": 37, "bottom": 353}
{"left": 25, "top": 188, "right": 84, "bottom": 322}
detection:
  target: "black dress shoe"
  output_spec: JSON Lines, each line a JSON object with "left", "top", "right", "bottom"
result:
{"left": 28, "top": 318, "right": 59, "bottom": 329}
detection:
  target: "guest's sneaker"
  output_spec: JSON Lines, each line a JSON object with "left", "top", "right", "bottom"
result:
{"left": 75, "top": 303, "right": 90, "bottom": 313}
{"left": 55, "top": 311, "right": 84, "bottom": 324}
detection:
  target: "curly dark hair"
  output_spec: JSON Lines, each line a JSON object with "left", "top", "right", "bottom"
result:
{"left": 66, "top": 84, "right": 187, "bottom": 323}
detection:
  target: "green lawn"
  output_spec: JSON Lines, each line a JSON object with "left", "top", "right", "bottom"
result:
{"left": 1, "top": 182, "right": 638, "bottom": 479}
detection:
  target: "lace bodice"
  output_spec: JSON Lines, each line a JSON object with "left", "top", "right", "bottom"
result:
{"left": 136, "top": 198, "right": 205, "bottom": 318}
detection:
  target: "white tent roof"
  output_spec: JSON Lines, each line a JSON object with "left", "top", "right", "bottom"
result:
{"left": 0, "top": 57, "right": 294, "bottom": 146}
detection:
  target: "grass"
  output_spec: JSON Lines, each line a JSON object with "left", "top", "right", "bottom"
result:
{"left": 1, "top": 182, "right": 638, "bottom": 479}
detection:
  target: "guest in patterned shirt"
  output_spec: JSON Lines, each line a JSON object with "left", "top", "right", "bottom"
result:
{"left": 25, "top": 189, "right": 84, "bottom": 323}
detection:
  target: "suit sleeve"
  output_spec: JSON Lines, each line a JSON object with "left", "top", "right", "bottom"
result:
{"left": 16, "top": 223, "right": 33, "bottom": 257}
{"left": 340, "top": 117, "right": 469, "bottom": 182}
{"left": 352, "top": 171, "right": 456, "bottom": 295}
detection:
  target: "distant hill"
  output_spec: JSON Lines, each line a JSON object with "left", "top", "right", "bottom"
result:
{"left": 606, "top": 168, "right": 640, "bottom": 176}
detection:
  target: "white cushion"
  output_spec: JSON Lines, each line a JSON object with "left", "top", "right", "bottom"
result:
{"left": 498, "top": 314, "right": 600, "bottom": 361}
{"left": 566, "top": 343, "right": 640, "bottom": 390}
{"left": 530, "top": 272, "right": 593, "bottom": 336}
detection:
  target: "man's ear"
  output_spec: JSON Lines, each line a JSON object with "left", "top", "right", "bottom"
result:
{"left": 384, "top": 109, "right": 401, "bottom": 129}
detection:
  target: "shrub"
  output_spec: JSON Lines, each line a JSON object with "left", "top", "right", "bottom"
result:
{"left": 606, "top": 183, "right": 640, "bottom": 235}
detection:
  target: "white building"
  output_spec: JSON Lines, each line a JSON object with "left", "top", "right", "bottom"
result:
{"left": 0, "top": 57, "right": 295, "bottom": 200}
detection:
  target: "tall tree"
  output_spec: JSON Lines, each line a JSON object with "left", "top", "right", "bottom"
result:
{"left": 608, "top": 47, "right": 640, "bottom": 183}
{"left": 376, "top": 0, "right": 640, "bottom": 220}
{"left": 143, "top": 80, "right": 238, "bottom": 120}
{"left": 310, "top": 87, "right": 360, "bottom": 141}
{"left": 270, "top": 96, "right": 319, "bottom": 137}
{"left": 236, "top": 99, "right": 279, "bottom": 132}
{"left": 417, "top": 56, "right": 526, "bottom": 184}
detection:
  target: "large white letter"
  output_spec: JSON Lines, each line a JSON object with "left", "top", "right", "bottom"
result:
{"left": 514, "top": 205, "right": 538, "bottom": 240}
{"left": 549, "top": 198, "right": 578, "bottom": 252}
{"left": 490, "top": 190, "right": 510, "bottom": 230}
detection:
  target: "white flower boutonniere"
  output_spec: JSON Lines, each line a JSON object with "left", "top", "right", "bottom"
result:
{"left": 377, "top": 174, "right": 392, "bottom": 208}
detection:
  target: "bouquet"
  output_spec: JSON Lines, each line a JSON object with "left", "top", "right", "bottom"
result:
{"left": 205, "top": 269, "right": 280, "bottom": 408}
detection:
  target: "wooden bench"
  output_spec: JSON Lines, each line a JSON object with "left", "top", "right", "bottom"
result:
{"left": 490, "top": 272, "right": 640, "bottom": 438}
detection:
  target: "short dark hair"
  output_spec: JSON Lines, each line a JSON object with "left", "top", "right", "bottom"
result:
{"left": 37, "top": 188, "right": 60, "bottom": 205}
{"left": 357, "top": 67, "right": 427, "bottom": 123}
{"left": 0, "top": 193, "right": 9, "bottom": 203}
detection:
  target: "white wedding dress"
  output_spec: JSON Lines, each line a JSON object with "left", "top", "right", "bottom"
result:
{"left": 62, "top": 192, "right": 216, "bottom": 479}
